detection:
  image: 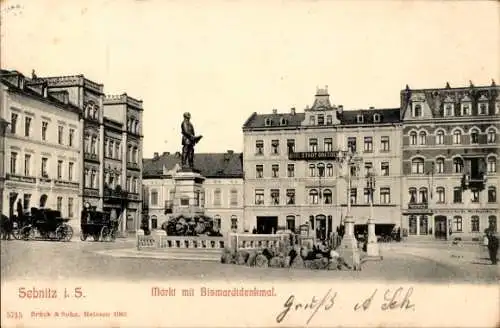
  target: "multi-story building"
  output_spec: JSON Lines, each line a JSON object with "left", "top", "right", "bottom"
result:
{"left": 242, "top": 87, "right": 402, "bottom": 239}
{"left": 0, "top": 117, "right": 9, "bottom": 213}
{"left": 142, "top": 151, "right": 243, "bottom": 235}
{"left": 0, "top": 71, "right": 145, "bottom": 234}
{"left": 0, "top": 70, "right": 81, "bottom": 230}
{"left": 103, "top": 94, "right": 144, "bottom": 232}
{"left": 400, "top": 81, "right": 499, "bottom": 240}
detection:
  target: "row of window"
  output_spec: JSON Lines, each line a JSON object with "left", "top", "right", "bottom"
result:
{"left": 84, "top": 169, "right": 139, "bottom": 193}
{"left": 408, "top": 215, "right": 498, "bottom": 235}
{"left": 127, "top": 117, "right": 140, "bottom": 135}
{"left": 408, "top": 186, "right": 497, "bottom": 204}
{"left": 9, "top": 152, "right": 75, "bottom": 180}
{"left": 85, "top": 135, "right": 140, "bottom": 163}
{"left": 410, "top": 157, "right": 497, "bottom": 174}
{"left": 408, "top": 128, "right": 497, "bottom": 146}
{"left": 254, "top": 136, "right": 391, "bottom": 155}
{"left": 10, "top": 113, "right": 76, "bottom": 147}
{"left": 149, "top": 189, "right": 239, "bottom": 207}
{"left": 253, "top": 187, "right": 391, "bottom": 206}
{"left": 254, "top": 161, "right": 390, "bottom": 179}
{"left": 410, "top": 101, "right": 500, "bottom": 118}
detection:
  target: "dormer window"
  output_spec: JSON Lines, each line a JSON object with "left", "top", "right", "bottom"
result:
{"left": 356, "top": 114, "right": 364, "bottom": 124}
{"left": 461, "top": 103, "right": 470, "bottom": 116}
{"left": 309, "top": 115, "right": 316, "bottom": 125}
{"left": 412, "top": 103, "right": 423, "bottom": 117}
{"left": 326, "top": 115, "right": 332, "bottom": 125}
{"left": 373, "top": 113, "right": 381, "bottom": 123}
{"left": 265, "top": 118, "right": 272, "bottom": 126}
{"left": 317, "top": 115, "right": 325, "bottom": 125}
{"left": 444, "top": 103, "right": 453, "bottom": 117}
{"left": 280, "top": 117, "right": 288, "bottom": 125}
{"left": 479, "top": 103, "right": 488, "bottom": 115}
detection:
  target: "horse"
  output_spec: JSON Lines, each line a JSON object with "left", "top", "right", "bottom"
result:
{"left": 0, "top": 214, "right": 13, "bottom": 240}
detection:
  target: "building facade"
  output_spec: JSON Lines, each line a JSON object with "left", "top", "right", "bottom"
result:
{"left": 142, "top": 151, "right": 244, "bottom": 235}
{"left": 1, "top": 70, "right": 81, "bottom": 231}
{"left": 401, "top": 82, "right": 500, "bottom": 239}
{"left": 242, "top": 87, "right": 402, "bottom": 239}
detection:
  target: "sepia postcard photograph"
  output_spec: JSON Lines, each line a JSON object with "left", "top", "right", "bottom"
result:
{"left": 0, "top": 0, "right": 499, "bottom": 327}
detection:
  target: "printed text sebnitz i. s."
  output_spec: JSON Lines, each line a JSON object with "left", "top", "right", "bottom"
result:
{"left": 18, "top": 287, "right": 85, "bottom": 299}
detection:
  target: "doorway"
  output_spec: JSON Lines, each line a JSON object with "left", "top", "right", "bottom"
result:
{"left": 434, "top": 216, "right": 447, "bottom": 239}
{"left": 256, "top": 216, "right": 278, "bottom": 234}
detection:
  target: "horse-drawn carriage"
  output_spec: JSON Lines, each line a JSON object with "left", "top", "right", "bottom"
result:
{"left": 80, "top": 209, "right": 118, "bottom": 242}
{"left": 19, "top": 207, "right": 73, "bottom": 242}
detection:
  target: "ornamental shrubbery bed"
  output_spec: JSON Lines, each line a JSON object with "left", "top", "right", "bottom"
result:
{"left": 221, "top": 246, "right": 353, "bottom": 271}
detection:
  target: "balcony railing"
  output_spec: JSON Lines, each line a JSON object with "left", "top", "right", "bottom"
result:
{"left": 127, "top": 162, "right": 140, "bottom": 170}
{"left": 83, "top": 188, "right": 100, "bottom": 197}
{"left": 54, "top": 179, "right": 79, "bottom": 188}
{"left": 6, "top": 174, "right": 36, "bottom": 184}
{"left": 408, "top": 202, "right": 428, "bottom": 210}
{"left": 84, "top": 152, "right": 99, "bottom": 161}
{"left": 462, "top": 173, "right": 486, "bottom": 190}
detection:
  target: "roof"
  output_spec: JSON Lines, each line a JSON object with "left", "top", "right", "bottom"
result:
{"left": 0, "top": 73, "right": 81, "bottom": 115}
{"left": 338, "top": 108, "right": 401, "bottom": 125}
{"left": 242, "top": 112, "right": 306, "bottom": 130}
{"left": 143, "top": 152, "right": 243, "bottom": 179}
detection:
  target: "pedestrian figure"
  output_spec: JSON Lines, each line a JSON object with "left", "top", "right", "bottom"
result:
{"left": 486, "top": 229, "right": 498, "bottom": 265}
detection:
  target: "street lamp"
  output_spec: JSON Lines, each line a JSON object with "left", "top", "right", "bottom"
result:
{"left": 365, "top": 171, "right": 381, "bottom": 259}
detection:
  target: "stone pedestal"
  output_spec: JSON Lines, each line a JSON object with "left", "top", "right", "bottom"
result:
{"left": 366, "top": 218, "right": 382, "bottom": 260}
{"left": 337, "top": 215, "right": 361, "bottom": 270}
{"left": 172, "top": 169, "right": 206, "bottom": 218}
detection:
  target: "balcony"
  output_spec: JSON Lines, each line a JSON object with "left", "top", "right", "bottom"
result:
{"left": 408, "top": 202, "right": 428, "bottom": 210}
{"left": 126, "top": 162, "right": 140, "bottom": 170}
{"left": 54, "top": 179, "right": 79, "bottom": 188}
{"left": 83, "top": 188, "right": 100, "bottom": 197}
{"left": 39, "top": 174, "right": 52, "bottom": 183}
{"left": 6, "top": 174, "right": 36, "bottom": 184}
{"left": 461, "top": 173, "right": 486, "bottom": 191}
{"left": 84, "top": 152, "right": 99, "bottom": 162}
{"left": 128, "top": 193, "right": 140, "bottom": 201}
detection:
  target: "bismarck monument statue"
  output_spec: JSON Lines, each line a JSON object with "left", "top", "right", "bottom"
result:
{"left": 181, "top": 112, "right": 203, "bottom": 171}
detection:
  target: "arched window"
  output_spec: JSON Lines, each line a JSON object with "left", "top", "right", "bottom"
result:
{"left": 453, "top": 157, "right": 464, "bottom": 173}
{"left": 326, "top": 163, "right": 334, "bottom": 177}
{"left": 409, "top": 131, "right": 417, "bottom": 145}
{"left": 488, "top": 215, "right": 497, "bottom": 233}
{"left": 323, "top": 189, "right": 332, "bottom": 204}
{"left": 419, "top": 131, "right": 427, "bottom": 145}
{"left": 436, "top": 187, "right": 445, "bottom": 203}
{"left": 487, "top": 156, "right": 497, "bottom": 173}
{"left": 151, "top": 215, "right": 158, "bottom": 229}
{"left": 419, "top": 187, "right": 428, "bottom": 204}
{"left": 213, "top": 189, "right": 221, "bottom": 206}
{"left": 317, "top": 163, "right": 325, "bottom": 177}
{"left": 453, "top": 216, "right": 463, "bottom": 232}
{"left": 408, "top": 187, "right": 417, "bottom": 203}
{"left": 471, "top": 215, "right": 480, "bottom": 232}
{"left": 309, "top": 189, "right": 319, "bottom": 204}
{"left": 436, "top": 158, "right": 445, "bottom": 173}
{"left": 487, "top": 128, "right": 496, "bottom": 144}
{"left": 134, "top": 121, "right": 139, "bottom": 134}
{"left": 436, "top": 130, "right": 445, "bottom": 145}
{"left": 488, "top": 186, "right": 497, "bottom": 203}
{"left": 470, "top": 128, "right": 480, "bottom": 144}
{"left": 453, "top": 130, "right": 462, "bottom": 144}
{"left": 286, "top": 215, "right": 296, "bottom": 231}
{"left": 411, "top": 158, "right": 424, "bottom": 174}
{"left": 230, "top": 215, "right": 238, "bottom": 230}
{"left": 309, "top": 164, "right": 316, "bottom": 177}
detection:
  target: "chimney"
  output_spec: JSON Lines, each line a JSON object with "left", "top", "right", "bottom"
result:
{"left": 272, "top": 108, "right": 277, "bottom": 114}
{"left": 369, "top": 106, "right": 375, "bottom": 110}
{"left": 162, "top": 152, "right": 170, "bottom": 156}
{"left": 290, "top": 107, "right": 296, "bottom": 115}
{"left": 153, "top": 152, "right": 159, "bottom": 159}
{"left": 227, "top": 150, "right": 234, "bottom": 154}
{"left": 338, "top": 105, "right": 343, "bottom": 114}
{"left": 175, "top": 151, "right": 181, "bottom": 157}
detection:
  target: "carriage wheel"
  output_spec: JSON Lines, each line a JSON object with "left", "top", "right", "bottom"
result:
{"left": 20, "top": 226, "right": 32, "bottom": 241}
{"left": 63, "top": 224, "right": 73, "bottom": 242}
{"left": 80, "top": 233, "right": 87, "bottom": 241}
{"left": 12, "top": 226, "right": 21, "bottom": 240}
{"left": 100, "top": 226, "right": 110, "bottom": 242}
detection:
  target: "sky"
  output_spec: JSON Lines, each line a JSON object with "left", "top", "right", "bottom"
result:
{"left": 1, "top": 0, "right": 499, "bottom": 158}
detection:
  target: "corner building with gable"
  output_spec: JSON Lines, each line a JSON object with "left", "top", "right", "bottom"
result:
{"left": 242, "top": 87, "right": 402, "bottom": 239}
{"left": 400, "top": 82, "right": 499, "bottom": 240}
